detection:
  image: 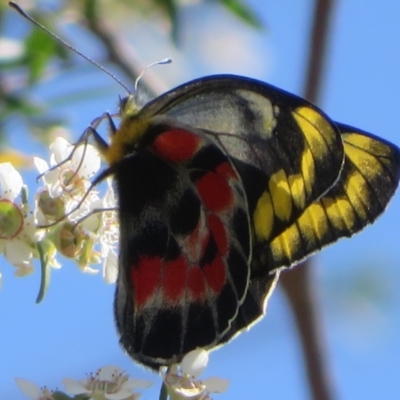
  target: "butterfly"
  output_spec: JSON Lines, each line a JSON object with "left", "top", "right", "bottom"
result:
{"left": 84, "top": 74, "right": 400, "bottom": 370}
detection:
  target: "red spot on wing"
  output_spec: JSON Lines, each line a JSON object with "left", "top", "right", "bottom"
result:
{"left": 163, "top": 256, "right": 188, "bottom": 303}
{"left": 188, "top": 266, "right": 206, "bottom": 301}
{"left": 130, "top": 256, "right": 163, "bottom": 308}
{"left": 207, "top": 214, "right": 228, "bottom": 256}
{"left": 196, "top": 172, "right": 233, "bottom": 212}
{"left": 215, "top": 162, "right": 238, "bottom": 180}
{"left": 152, "top": 129, "right": 201, "bottom": 162}
{"left": 203, "top": 257, "right": 226, "bottom": 293}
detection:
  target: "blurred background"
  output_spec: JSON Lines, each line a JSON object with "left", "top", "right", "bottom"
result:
{"left": 1, "top": 0, "right": 399, "bottom": 399}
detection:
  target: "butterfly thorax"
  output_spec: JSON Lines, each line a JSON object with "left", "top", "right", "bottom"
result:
{"left": 102, "top": 95, "right": 150, "bottom": 166}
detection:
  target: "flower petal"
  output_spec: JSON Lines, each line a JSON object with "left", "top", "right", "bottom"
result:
{"left": 14, "top": 261, "right": 34, "bottom": 277}
{"left": 0, "top": 163, "right": 23, "bottom": 200}
{"left": 103, "top": 248, "right": 118, "bottom": 284}
{"left": 5, "top": 239, "right": 32, "bottom": 265}
{"left": 181, "top": 349, "right": 209, "bottom": 378}
{"left": 104, "top": 390, "right": 132, "bottom": 400}
{"left": 33, "top": 157, "right": 49, "bottom": 176}
{"left": 80, "top": 265, "right": 99, "bottom": 274}
{"left": 96, "top": 365, "right": 121, "bottom": 381}
{"left": 62, "top": 378, "right": 88, "bottom": 395}
{"left": 15, "top": 378, "right": 41, "bottom": 399}
{"left": 71, "top": 144, "right": 101, "bottom": 178}
{"left": 50, "top": 137, "right": 73, "bottom": 165}
{"left": 121, "top": 378, "right": 153, "bottom": 390}
{"left": 202, "top": 377, "right": 229, "bottom": 393}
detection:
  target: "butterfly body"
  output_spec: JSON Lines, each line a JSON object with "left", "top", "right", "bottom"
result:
{"left": 92, "top": 75, "right": 400, "bottom": 369}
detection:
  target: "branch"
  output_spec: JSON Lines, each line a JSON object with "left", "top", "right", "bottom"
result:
{"left": 303, "top": 0, "right": 335, "bottom": 102}
{"left": 280, "top": 1, "right": 336, "bottom": 399}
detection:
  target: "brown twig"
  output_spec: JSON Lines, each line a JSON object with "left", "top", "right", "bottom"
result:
{"left": 280, "top": 1, "right": 336, "bottom": 400}
{"left": 303, "top": 0, "right": 335, "bottom": 102}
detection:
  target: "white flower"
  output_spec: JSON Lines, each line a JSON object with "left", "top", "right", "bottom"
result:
{"left": 34, "top": 137, "right": 101, "bottom": 225}
{"left": 34, "top": 137, "right": 108, "bottom": 275}
{"left": 162, "top": 349, "right": 229, "bottom": 400}
{"left": 63, "top": 365, "right": 152, "bottom": 400}
{"left": 101, "top": 245, "right": 118, "bottom": 284}
{"left": 15, "top": 378, "right": 54, "bottom": 400}
{"left": 35, "top": 137, "right": 101, "bottom": 196}
{"left": 0, "top": 163, "right": 36, "bottom": 276}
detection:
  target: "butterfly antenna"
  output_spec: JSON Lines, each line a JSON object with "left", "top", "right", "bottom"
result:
{"left": 134, "top": 58, "right": 172, "bottom": 92}
{"left": 9, "top": 1, "right": 132, "bottom": 94}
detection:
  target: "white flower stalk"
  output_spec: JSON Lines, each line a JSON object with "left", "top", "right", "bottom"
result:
{"left": 0, "top": 163, "right": 37, "bottom": 277}
{"left": 63, "top": 365, "right": 152, "bottom": 400}
{"left": 15, "top": 378, "right": 54, "bottom": 400}
{"left": 162, "top": 349, "right": 229, "bottom": 400}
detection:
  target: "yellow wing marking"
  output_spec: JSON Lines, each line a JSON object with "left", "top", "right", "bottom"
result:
{"left": 293, "top": 107, "right": 337, "bottom": 147}
{"left": 288, "top": 173, "right": 306, "bottom": 209}
{"left": 253, "top": 106, "right": 341, "bottom": 242}
{"left": 265, "top": 128, "right": 400, "bottom": 271}
{"left": 253, "top": 191, "right": 274, "bottom": 241}
{"left": 320, "top": 197, "right": 355, "bottom": 231}
{"left": 270, "top": 223, "right": 300, "bottom": 262}
{"left": 268, "top": 169, "right": 292, "bottom": 222}
{"left": 293, "top": 107, "right": 339, "bottom": 195}
{"left": 300, "top": 146, "right": 315, "bottom": 196}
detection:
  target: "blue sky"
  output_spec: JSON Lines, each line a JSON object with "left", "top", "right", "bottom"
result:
{"left": 1, "top": 1, "right": 400, "bottom": 399}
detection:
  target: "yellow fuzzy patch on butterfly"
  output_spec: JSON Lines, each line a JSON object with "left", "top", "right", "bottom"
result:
{"left": 103, "top": 106, "right": 152, "bottom": 166}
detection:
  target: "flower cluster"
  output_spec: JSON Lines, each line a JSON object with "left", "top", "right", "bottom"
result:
{"left": 0, "top": 137, "right": 119, "bottom": 292}
{"left": 16, "top": 365, "right": 152, "bottom": 400}
{"left": 15, "top": 352, "right": 229, "bottom": 400}
{"left": 63, "top": 365, "right": 152, "bottom": 400}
